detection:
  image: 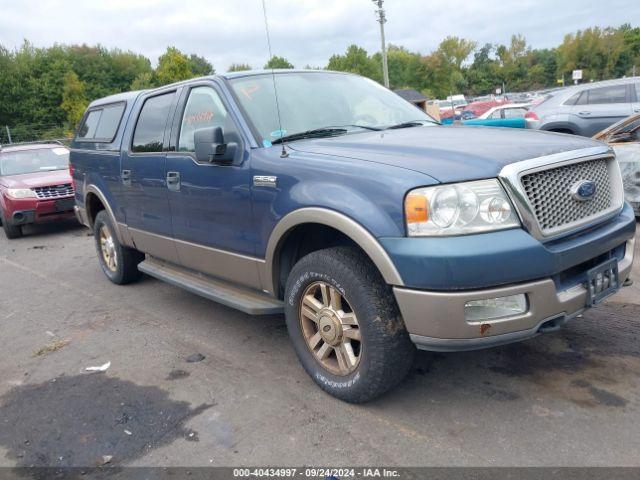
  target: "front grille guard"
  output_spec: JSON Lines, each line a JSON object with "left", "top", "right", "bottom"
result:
{"left": 499, "top": 146, "right": 625, "bottom": 242}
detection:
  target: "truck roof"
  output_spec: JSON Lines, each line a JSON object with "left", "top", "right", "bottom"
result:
{"left": 88, "top": 90, "right": 146, "bottom": 108}
{"left": 220, "top": 69, "right": 348, "bottom": 80}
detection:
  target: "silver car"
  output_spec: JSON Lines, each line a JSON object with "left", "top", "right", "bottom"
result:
{"left": 525, "top": 77, "right": 640, "bottom": 137}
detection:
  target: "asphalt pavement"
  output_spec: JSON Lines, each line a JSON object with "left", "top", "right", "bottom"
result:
{"left": 0, "top": 219, "right": 639, "bottom": 467}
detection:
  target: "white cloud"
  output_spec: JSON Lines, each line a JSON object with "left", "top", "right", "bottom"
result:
{"left": 0, "top": 0, "right": 637, "bottom": 72}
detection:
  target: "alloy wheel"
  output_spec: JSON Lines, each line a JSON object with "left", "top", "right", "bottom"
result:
{"left": 99, "top": 224, "right": 118, "bottom": 272}
{"left": 299, "top": 281, "right": 362, "bottom": 376}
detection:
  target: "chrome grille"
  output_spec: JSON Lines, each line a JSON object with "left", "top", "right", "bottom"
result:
{"left": 33, "top": 183, "right": 74, "bottom": 199}
{"left": 520, "top": 158, "right": 612, "bottom": 234}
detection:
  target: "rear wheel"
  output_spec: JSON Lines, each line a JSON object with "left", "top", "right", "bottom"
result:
{"left": 93, "top": 210, "right": 144, "bottom": 284}
{"left": 284, "top": 246, "right": 415, "bottom": 403}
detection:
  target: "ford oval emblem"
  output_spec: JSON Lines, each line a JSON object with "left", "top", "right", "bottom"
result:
{"left": 570, "top": 180, "right": 597, "bottom": 201}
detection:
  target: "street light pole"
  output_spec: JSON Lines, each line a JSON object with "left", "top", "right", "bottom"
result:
{"left": 372, "top": 0, "right": 389, "bottom": 88}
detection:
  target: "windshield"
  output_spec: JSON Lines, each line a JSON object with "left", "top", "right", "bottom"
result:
{"left": 0, "top": 147, "right": 69, "bottom": 176}
{"left": 229, "top": 72, "right": 436, "bottom": 144}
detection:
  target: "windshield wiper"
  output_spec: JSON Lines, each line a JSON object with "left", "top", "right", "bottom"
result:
{"left": 271, "top": 128, "right": 347, "bottom": 144}
{"left": 386, "top": 119, "right": 437, "bottom": 130}
{"left": 338, "top": 124, "right": 383, "bottom": 131}
{"left": 271, "top": 125, "right": 380, "bottom": 144}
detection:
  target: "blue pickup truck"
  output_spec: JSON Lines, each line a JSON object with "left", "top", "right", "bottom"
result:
{"left": 70, "top": 70, "right": 636, "bottom": 403}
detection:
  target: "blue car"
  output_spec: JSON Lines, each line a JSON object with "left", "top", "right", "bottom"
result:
{"left": 70, "top": 71, "right": 635, "bottom": 402}
{"left": 462, "top": 103, "right": 531, "bottom": 128}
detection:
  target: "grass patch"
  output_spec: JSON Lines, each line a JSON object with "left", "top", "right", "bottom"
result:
{"left": 33, "top": 339, "right": 70, "bottom": 357}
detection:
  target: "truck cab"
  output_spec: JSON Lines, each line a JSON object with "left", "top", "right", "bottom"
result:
{"left": 71, "top": 70, "right": 636, "bottom": 403}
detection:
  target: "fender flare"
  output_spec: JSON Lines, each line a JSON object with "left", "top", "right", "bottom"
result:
{"left": 84, "top": 184, "right": 125, "bottom": 243}
{"left": 264, "top": 207, "right": 404, "bottom": 294}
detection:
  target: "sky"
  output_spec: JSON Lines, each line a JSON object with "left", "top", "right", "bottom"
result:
{"left": 0, "top": 0, "right": 638, "bottom": 72}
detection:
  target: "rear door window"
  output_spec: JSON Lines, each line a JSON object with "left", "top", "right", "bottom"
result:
{"left": 78, "top": 110, "right": 101, "bottom": 139}
{"left": 565, "top": 92, "right": 582, "bottom": 105}
{"left": 574, "top": 91, "right": 588, "bottom": 105}
{"left": 132, "top": 92, "right": 176, "bottom": 153}
{"left": 586, "top": 85, "right": 628, "bottom": 105}
{"left": 77, "top": 103, "right": 125, "bottom": 141}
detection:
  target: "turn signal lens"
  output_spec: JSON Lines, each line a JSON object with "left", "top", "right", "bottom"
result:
{"left": 405, "top": 194, "right": 429, "bottom": 223}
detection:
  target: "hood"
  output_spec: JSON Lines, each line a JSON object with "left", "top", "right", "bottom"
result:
{"left": 289, "top": 126, "right": 606, "bottom": 183}
{"left": 0, "top": 169, "right": 71, "bottom": 189}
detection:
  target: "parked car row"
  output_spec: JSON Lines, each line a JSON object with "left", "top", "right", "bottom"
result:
{"left": 438, "top": 77, "right": 640, "bottom": 136}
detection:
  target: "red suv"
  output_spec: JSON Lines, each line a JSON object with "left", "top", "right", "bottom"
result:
{"left": 0, "top": 142, "right": 75, "bottom": 239}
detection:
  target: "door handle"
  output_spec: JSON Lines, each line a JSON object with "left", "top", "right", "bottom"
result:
{"left": 121, "top": 169, "right": 131, "bottom": 187}
{"left": 578, "top": 111, "right": 592, "bottom": 116}
{"left": 166, "top": 171, "right": 180, "bottom": 192}
{"left": 634, "top": 108, "right": 640, "bottom": 113}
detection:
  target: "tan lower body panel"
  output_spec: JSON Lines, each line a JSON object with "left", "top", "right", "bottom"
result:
{"left": 395, "top": 237, "right": 635, "bottom": 350}
{"left": 126, "top": 227, "right": 264, "bottom": 291}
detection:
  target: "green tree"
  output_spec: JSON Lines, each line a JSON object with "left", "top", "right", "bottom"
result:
{"left": 227, "top": 63, "right": 252, "bottom": 72}
{"left": 188, "top": 54, "right": 214, "bottom": 76}
{"left": 155, "top": 46, "right": 192, "bottom": 86}
{"left": 422, "top": 37, "right": 476, "bottom": 98}
{"left": 60, "top": 71, "right": 88, "bottom": 129}
{"left": 327, "top": 45, "right": 381, "bottom": 82}
{"left": 371, "top": 45, "right": 428, "bottom": 90}
{"left": 264, "top": 55, "right": 294, "bottom": 69}
{"left": 131, "top": 71, "right": 155, "bottom": 90}
{"left": 466, "top": 43, "right": 500, "bottom": 95}
{"left": 437, "top": 36, "right": 477, "bottom": 69}
{"left": 557, "top": 27, "right": 626, "bottom": 81}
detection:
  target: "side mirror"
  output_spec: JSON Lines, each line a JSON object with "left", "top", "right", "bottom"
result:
{"left": 194, "top": 126, "right": 238, "bottom": 164}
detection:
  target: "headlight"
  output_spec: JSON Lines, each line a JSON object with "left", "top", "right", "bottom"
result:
{"left": 405, "top": 179, "right": 520, "bottom": 236}
{"left": 6, "top": 188, "right": 37, "bottom": 199}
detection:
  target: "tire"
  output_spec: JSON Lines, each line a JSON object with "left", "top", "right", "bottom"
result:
{"left": 284, "top": 246, "right": 415, "bottom": 403}
{"left": 93, "top": 210, "right": 144, "bottom": 285}
{"left": 1, "top": 213, "right": 22, "bottom": 239}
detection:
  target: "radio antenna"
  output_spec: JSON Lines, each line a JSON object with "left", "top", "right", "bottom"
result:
{"left": 261, "top": 0, "right": 288, "bottom": 158}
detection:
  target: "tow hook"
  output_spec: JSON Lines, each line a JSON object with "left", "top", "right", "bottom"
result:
{"left": 623, "top": 278, "right": 634, "bottom": 287}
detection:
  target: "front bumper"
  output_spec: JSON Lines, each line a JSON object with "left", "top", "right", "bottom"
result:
{"left": 394, "top": 237, "right": 635, "bottom": 352}
{"left": 4, "top": 195, "right": 75, "bottom": 225}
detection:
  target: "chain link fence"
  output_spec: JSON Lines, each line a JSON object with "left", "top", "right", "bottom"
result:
{"left": 0, "top": 124, "right": 72, "bottom": 146}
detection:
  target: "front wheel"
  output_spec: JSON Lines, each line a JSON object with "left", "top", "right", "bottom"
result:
{"left": 284, "top": 247, "right": 415, "bottom": 403}
{"left": 93, "top": 210, "right": 144, "bottom": 284}
{"left": 1, "top": 213, "right": 22, "bottom": 239}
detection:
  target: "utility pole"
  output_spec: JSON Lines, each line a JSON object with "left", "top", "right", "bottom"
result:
{"left": 5, "top": 126, "right": 12, "bottom": 144}
{"left": 372, "top": 0, "right": 389, "bottom": 88}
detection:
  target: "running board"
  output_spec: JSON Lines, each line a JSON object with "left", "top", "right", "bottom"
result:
{"left": 138, "top": 258, "right": 283, "bottom": 315}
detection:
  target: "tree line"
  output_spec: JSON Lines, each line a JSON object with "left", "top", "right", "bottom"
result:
{"left": 0, "top": 24, "right": 638, "bottom": 142}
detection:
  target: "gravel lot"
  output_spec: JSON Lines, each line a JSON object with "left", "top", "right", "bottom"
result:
{"left": 0, "top": 219, "right": 639, "bottom": 468}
